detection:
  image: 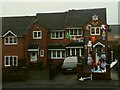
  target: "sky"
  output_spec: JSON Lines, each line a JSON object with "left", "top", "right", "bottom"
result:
{"left": 0, "top": 0, "right": 119, "bottom": 25}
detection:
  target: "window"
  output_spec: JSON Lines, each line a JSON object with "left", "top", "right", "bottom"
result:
{"left": 60, "top": 32, "right": 63, "bottom": 38}
{"left": 70, "top": 30, "right": 74, "bottom": 35}
{"left": 4, "top": 36, "right": 17, "bottom": 45}
{"left": 40, "top": 50, "right": 44, "bottom": 57}
{"left": 49, "top": 50, "right": 65, "bottom": 59}
{"left": 51, "top": 32, "right": 64, "bottom": 39}
{"left": 53, "top": 51, "right": 56, "bottom": 57}
{"left": 90, "top": 27, "right": 100, "bottom": 35}
{"left": 62, "top": 51, "right": 65, "bottom": 57}
{"left": 4, "top": 56, "right": 18, "bottom": 67}
{"left": 33, "top": 31, "right": 42, "bottom": 39}
{"left": 57, "top": 51, "right": 60, "bottom": 57}
{"left": 69, "top": 29, "right": 82, "bottom": 36}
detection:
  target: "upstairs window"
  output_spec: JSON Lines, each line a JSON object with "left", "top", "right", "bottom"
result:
{"left": 33, "top": 31, "right": 42, "bottom": 39}
{"left": 90, "top": 27, "right": 100, "bottom": 35}
{"left": 4, "top": 36, "right": 17, "bottom": 45}
{"left": 51, "top": 32, "right": 64, "bottom": 39}
{"left": 69, "top": 29, "right": 82, "bottom": 36}
{"left": 4, "top": 56, "right": 18, "bottom": 67}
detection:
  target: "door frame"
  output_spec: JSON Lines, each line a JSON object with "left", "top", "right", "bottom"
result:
{"left": 93, "top": 42, "right": 105, "bottom": 63}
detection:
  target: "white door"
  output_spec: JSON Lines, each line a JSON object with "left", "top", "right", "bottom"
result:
{"left": 30, "top": 52, "right": 37, "bottom": 62}
{"left": 95, "top": 47, "right": 102, "bottom": 63}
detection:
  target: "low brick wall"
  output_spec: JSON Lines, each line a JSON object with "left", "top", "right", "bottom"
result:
{"left": 77, "top": 63, "right": 111, "bottom": 80}
{"left": 2, "top": 67, "right": 29, "bottom": 81}
{"left": 49, "top": 60, "right": 62, "bottom": 80}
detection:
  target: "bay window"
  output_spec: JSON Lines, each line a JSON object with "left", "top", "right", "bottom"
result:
{"left": 4, "top": 56, "right": 18, "bottom": 67}
{"left": 49, "top": 50, "right": 65, "bottom": 59}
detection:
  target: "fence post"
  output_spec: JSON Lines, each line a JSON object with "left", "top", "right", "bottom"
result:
{"left": 77, "top": 63, "right": 83, "bottom": 80}
{"left": 106, "top": 64, "right": 111, "bottom": 80}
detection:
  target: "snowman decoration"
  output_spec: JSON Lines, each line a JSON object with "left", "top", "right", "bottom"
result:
{"left": 87, "top": 40, "right": 92, "bottom": 48}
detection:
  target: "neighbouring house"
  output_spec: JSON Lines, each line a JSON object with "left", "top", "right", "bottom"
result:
{"left": 107, "top": 25, "right": 120, "bottom": 61}
{"left": 2, "top": 8, "right": 110, "bottom": 80}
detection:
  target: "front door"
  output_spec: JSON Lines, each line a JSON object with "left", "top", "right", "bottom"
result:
{"left": 30, "top": 52, "right": 37, "bottom": 62}
{"left": 95, "top": 46, "right": 103, "bottom": 63}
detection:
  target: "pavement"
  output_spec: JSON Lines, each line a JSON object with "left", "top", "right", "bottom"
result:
{"left": 2, "top": 68, "right": 119, "bottom": 89}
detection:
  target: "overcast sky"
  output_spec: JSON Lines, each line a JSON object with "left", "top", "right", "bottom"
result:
{"left": 0, "top": 0, "right": 119, "bottom": 25}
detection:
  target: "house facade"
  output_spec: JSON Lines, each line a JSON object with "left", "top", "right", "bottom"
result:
{"left": 2, "top": 8, "right": 109, "bottom": 69}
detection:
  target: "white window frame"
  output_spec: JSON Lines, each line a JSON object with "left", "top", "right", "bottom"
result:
{"left": 40, "top": 50, "right": 44, "bottom": 57}
{"left": 69, "top": 29, "right": 83, "bottom": 36}
{"left": 4, "top": 56, "right": 18, "bottom": 67}
{"left": 33, "top": 31, "right": 42, "bottom": 39}
{"left": 90, "top": 27, "right": 100, "bottom": 35}
{"left": 4, "top": 36, "right": 17, "bottom": 45}
{"left": 49, "top": 50, "right": 66, "bottom": 59}
{"left": 51, "top": 32, "right": 64, "bottom": 39}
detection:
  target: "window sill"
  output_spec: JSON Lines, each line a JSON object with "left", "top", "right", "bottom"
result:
{"left": 4, "top": 43, "right": 17, "bottom": 45}
{"left": 51, "top": 38, "right": 64, "bottom": 39}
{"left": 49, "top": 58, "right": 65, "bottom": 59}
{"left": 91, "top": 34, "right": 100, "bottom": 36}
{"left": 33, "top": 38, "right": 42, "bottom": 39}
{"left": 70, "top": 35, "right": 82, "bottom": 36}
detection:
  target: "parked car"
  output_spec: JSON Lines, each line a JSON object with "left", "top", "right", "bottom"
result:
{"left": 62, "top": 56, "right": 78, "bottom": 73}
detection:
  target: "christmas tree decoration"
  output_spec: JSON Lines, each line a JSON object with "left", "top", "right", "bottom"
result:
{"left": 66, "top": 32, "right": 70, "bottom": 39}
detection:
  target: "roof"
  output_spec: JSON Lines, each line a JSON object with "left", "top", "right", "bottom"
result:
{"left": 65, "top": 8, "right": 106, "bottom": 28}
{"left": 65, "top": 42, "right": 84, "bottom": 47}
{"left": 2, "top": 16, "right": 35, "bottom": 37}
{"left": 48, "top": 44, "right": 65, "bottom": 49}
{"left": 36, "top": 12, "right": 67, "bottom": 30}
{"left": 1, "top": 8, "right": 107, "bottom": 37}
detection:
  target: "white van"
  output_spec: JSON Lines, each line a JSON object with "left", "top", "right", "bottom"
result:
{"left": 62, "top": 56, "right": 78, "bottom": 73}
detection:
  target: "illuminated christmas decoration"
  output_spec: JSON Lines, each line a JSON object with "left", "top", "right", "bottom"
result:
{"left": 91, "top": 36, "right": 96, "bottom": 42}
{"left": 101, "top": 24, "right": 106, "bottom": 30}
{"left": 66, "top": 32, "right": 70, "bottom": 39}
{"left": 86, "top": 24, "right": 91, "bottom": 30}
{"left": 102, "top": 30, "right": 106, "bottom": 40}
{"left": 92, "top": 15, "right": 98, "bottom": 21}
{"left": 87, "top": 40, "right": 92, "bottom": 47}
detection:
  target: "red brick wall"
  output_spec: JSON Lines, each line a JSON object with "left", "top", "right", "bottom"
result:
{"left": 25, "top": 22, "right": 48, "bottom": 68}
{"left": 2, "top": 37, "right": 25, "bottom": 67}
{"left": 49, "top": 59, "right": 64, "bottom": 65}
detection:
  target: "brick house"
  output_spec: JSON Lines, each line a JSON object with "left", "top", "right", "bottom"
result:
{"left": 2, "top": 8, "right": 109, "bottom": 70}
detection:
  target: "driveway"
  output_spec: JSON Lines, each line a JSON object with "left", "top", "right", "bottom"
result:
{"left": 2, "top": 68, "right": 119, "bottom": 88}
